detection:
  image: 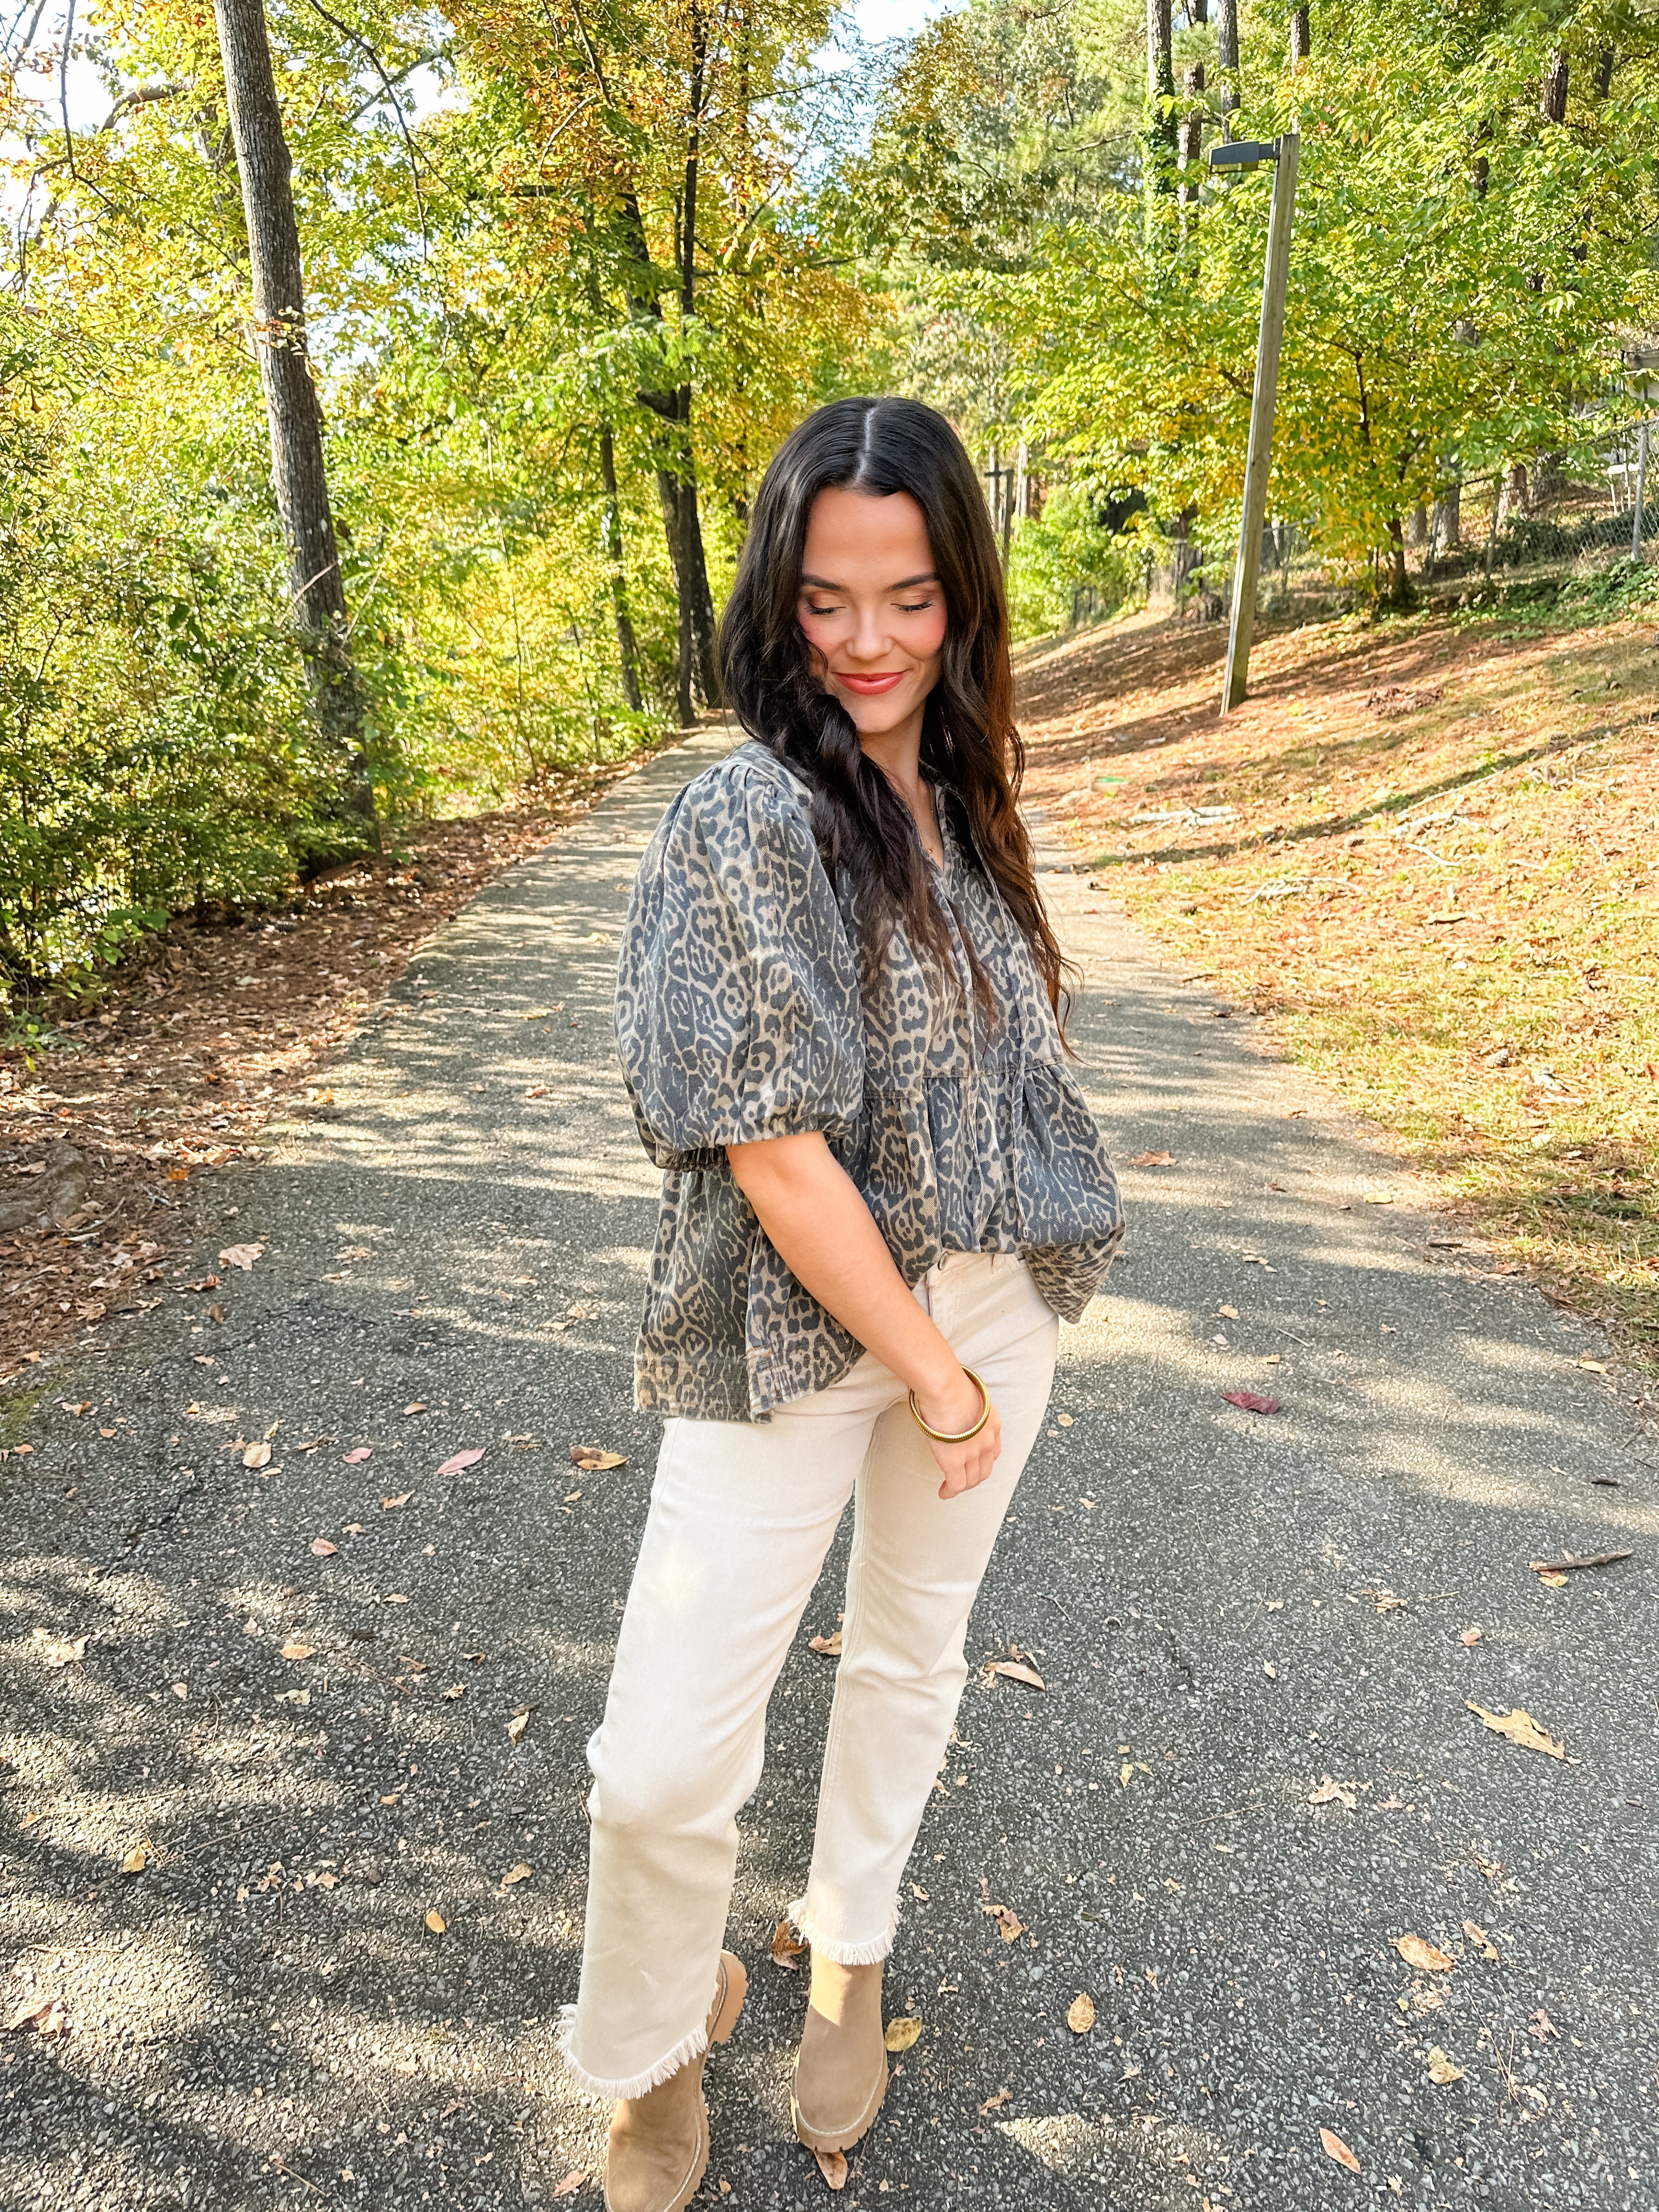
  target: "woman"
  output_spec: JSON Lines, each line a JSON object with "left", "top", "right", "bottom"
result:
{"left": 561, "top": 396, "right": 1123, "bottom": 2212}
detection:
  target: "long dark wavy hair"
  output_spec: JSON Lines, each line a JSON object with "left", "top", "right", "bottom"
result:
{"left": 716, "top": 395, "right": 1072, "bottom": 1030}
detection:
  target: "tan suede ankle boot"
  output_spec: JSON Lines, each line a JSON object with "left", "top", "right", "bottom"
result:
{"left": 790, "top": 1955, "right": 889, "bottom": 2155}
{"left": 604, "top": 1951, "right": 746, "bottom": 2212}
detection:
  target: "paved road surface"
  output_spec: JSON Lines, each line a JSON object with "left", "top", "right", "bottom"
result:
{"left": 3, "top": 730, "right": 1655, "bottom": 2212}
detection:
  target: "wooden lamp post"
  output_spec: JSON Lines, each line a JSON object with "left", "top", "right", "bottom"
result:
{"left": 1211, "top": 132, "right": 1300, "bottom": 718}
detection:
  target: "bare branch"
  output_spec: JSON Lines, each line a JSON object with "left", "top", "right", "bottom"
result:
{"left": 297, "top": 0, "right": 430, "bottom": 259}
{"left": 98, "top": 78, "right": 194, "bottom": 133}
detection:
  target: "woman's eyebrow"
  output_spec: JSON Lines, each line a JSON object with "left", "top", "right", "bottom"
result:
{"left": 799, "top": 571, "right": 940, "bottom": 591}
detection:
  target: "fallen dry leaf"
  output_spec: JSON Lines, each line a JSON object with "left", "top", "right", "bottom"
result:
{"left": 770, "top": 1922, "right": 808, "bottom": 1971}
{"left": 1459, "top": 1626, "right": 1482, "bottom": 1647}
{"left": 569, "top": 1444, "right": 627, "bottom": 1471}
{"left": 35, "top": 1631, "right": 89, "bottom": 1668}
{"left": 978, "top": 2087, "right": 1011, "bottom": 2114}
{"left": 1425, "top": 2046, "right": 1464, "bottom": 2086}
{"left": 1319, "top": 2126, "right": 1361, "bottom": 2175}
{"left": 242, "top": 1441, "right": 272, "bottom": 1470}
{"left": 883, "top": 2016, "right": 923, "bottom": 2052}
{"left": 1537, "top": 1570, "right": 1568, "bottom": 1588}
{"left": 403, "top": 1401, "right": 427, "bottom": 1415}
{"left": 1066, "top": 1992, "right": 1096, "bottom": 2034}
{"left": 278, "top": 1641, "right": 314, "bottom": 1662}
{"left": 437, "top": 1448, "right": 485, "bottom": 1476}
{"left": 1530, "top": 2007, "right": 1559, "bottom": 2042}
{"left": 1217, "top": 1304, "right": 1239, "bottom": 1319}
{"left": 309, "top": 1538, "right": 338, "bottom": 1558}
{"left": 809, "top": 1631, "right": 843, "bottom": 1657}
{"left": 1466, "top": 1701, "right": 1565, "bottom": 1758}
{"left": 425, "top": 1910, "right": 447, "bottom": 1936}
{"left": 1309, "top": 1776, "right": 1357, "bottom": 1810}
{"left": 381, "top": 1492, "right": 413, "bottom": 1510}
{"left": 814, "top": 2148, "right": 848, "bottom": 2191}
{"left": 121, "top": 1845, "right": 148, "bottom": 1875}
{"left": 984, "top": 1902, "right": 1024, "bottom": 1944}
{"left": 1222, "top": 1390, "right": 1282, "bottom": 1415}
{"left": 218, "top": 1243, "right": 264, "bottom": 1270}
{"left": 342, "top": 1446, "right": 373, "bottom": 1464}
{"left": 551, "top": 2176, "right": 584, "bottom": 2202}
{"left": 983, "top": 1658, "right": 1046, "bottom": 1691}
{"left": 1462, "top": 1920, "right": 1500, "bottom": 1962}
{"left": 442, "top": 1683, "right": 465, "bottom": 1700}
{"left": 6, "top": 1996, "right": 67, "bottom": 2037}
{"left": 1394, "top": 1934, "right": 1456, "bottom": 1973}
{"left": 1127, "top": 1150, "right": 1174, "bottom": 1166}
{"left": 501, "top": 1863, "right": 533, "bottom": 1889}
{"left": 507, "top": 1706, "right": 533, "bottom": 1743}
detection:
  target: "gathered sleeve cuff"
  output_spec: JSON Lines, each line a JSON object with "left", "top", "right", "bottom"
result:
{"left": 614, "top": 769, "right": 866, "bottom": 1170}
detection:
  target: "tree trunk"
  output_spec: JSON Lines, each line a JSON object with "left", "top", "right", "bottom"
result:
{"left": 1594, "top": 48, "right": 1615, "bottom": 99}
{"left": 1382, "top": 515, "right": 1413, "bottom": 606}
{"left": 1177, "top": 62, "right": 1205, "bottom": 204}
{"left": 1541, "top": 49, "right": 1567, "bottom": 123}
{"left": 598, "top": 425, "right": 644, "bottom": 714}
{"left": 672, "top": 2, "right": 720, "bottom": 714}
{"left": 1406, "top": 501, "right": 1427, "bottom": 549}
{"left": 1146, "top": 0, "right": 1176, "bottom": 196}
{"left": 210, "top": 0, "right": 374, "bottom": 832}
{"left": 1215, "top": 0, "right": 1239, "bottom": 114}
{"left": 613, "top": 188, "right": 716, "bottom": 721}
{"left": 1437, "top": 479, "right": 1462, "bottom": 549}
{"left": 1289, "top": 8, "right": 1311, "bottom": 65}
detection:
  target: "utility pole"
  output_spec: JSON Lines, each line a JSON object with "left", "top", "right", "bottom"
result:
{"left": 211, "top": 0, "right": 375, "bottom": 831}
{"left": 1214, "top": 131, "right": 1300, "bottom": 716}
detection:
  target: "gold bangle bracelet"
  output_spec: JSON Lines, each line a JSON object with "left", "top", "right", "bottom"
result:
{"left": 908, "top": 1366, "right": 992, "bottom": 1443}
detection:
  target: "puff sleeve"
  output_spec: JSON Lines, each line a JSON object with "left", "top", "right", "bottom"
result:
{"left": 615, "top": 765, "right": 866, "bottom": 1170}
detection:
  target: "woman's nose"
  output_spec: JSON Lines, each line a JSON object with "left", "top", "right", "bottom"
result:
{"left": 848, "top": 603, "right": 891, "bottom": 661}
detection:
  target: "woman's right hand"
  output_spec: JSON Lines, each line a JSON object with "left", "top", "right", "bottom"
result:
{"left": 912, "top": 1367, "right": 1002, "bottom": 1501}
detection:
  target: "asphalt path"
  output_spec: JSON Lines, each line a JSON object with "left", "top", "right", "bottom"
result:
{"left": 3, "top": 729, "right": 1655, "bottom": 2212}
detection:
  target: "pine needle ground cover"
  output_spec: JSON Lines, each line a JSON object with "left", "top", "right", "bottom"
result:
{"left": 1017, "top": 602, "right": 1659, "bottom": 1381}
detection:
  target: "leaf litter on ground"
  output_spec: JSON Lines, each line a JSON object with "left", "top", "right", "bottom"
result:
{"left": 770, "top": 1922, "right": 807, "bottom": 1971}
{"left": 1319, "top": 2126, "right": 1361, "bottom": 2175}
{"left": 1394, "top": 1934, "right": 1456, "bottom": 1973}
{"left": 1466, "top": 1702, "right": 1566, "bottom": 1758}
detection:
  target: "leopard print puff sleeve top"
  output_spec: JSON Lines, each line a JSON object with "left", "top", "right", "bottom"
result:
{"left": 614, "top": 741, "right": 1124, "bottom": 1422}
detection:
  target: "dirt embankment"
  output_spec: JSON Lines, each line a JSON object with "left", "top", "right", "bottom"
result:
{"left": 1015, "top": 601, "right": 1658, "bottom": 1384}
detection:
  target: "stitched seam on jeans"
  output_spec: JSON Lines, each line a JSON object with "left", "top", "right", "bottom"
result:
{"left": 804, "top": 1411, "right": 884, "bottom": 1940}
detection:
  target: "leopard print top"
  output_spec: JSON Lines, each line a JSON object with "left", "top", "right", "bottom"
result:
{"left": 616, "top": 741, "right": 1124, "bottom": 1421}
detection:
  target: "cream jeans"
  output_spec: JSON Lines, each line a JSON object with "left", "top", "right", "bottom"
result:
{"left": 560, "top": 1250, "right": 1059, "bottom": 2098}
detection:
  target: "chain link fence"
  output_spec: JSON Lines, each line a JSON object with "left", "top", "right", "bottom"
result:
{"left": 1132, "top": 415, "right": 1657, "bottom": 628}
